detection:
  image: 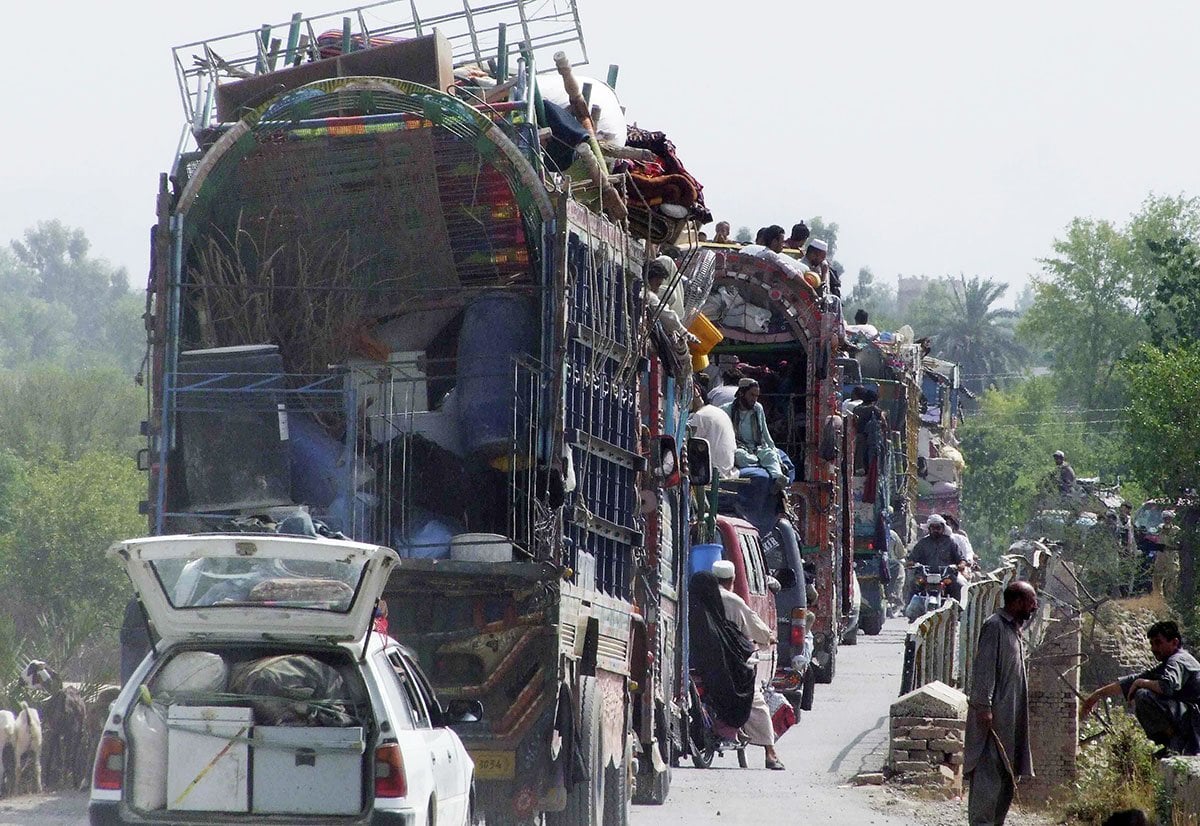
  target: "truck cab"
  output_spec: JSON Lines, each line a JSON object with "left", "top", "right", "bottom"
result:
{"left": 714, "top": 515, "right": 778, "bottom": 687}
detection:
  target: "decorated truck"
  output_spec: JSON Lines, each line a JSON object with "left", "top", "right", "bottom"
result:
{"left": 139, "top": 2, "right": 711, "bottom": 823}
{"left": 695, "top": 244, "right": 854, "bottom": 683}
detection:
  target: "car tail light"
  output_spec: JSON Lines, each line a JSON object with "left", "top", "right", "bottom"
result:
{"left": 375, "top": 744, "right": 408, "bottom": 799}
{"left": 789, "top": 608, "right": 806, "bottom": 648}
{"left": 93, "top": 734, "right": 125, "bottom": 791}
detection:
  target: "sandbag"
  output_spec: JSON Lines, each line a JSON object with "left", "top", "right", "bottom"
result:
{"left": 128, "top": 698, "right": 168, "bottom": 811}
{"left": 228, "top": 655, "right": 353, "bottom": 727}
{"left": 154, "top": 652, "right": 227, "bottom": 696}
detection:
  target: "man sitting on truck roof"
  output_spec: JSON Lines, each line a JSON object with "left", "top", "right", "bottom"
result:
{"left": 784, "top": 222, "right": 810, "bottom": 250}
{"left": 761, "top": 225, "right": 786, "bottom": 254}
{"left": 721, "top": 378, "right": 788, "bottom": 489}
{"left": 714, "top": 221, "right": 732, "bottom": 244}
{"left": 690, "top": 378, "right": 737, "bottom": 480}
{"left": 801, "top": 239, "right": 835, "bottom": 295}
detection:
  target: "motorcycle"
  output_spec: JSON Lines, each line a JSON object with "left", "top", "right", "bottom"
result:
{"left": 686, "top": 670, "right": 749, "bottom": 769}
{"left": 904, "top": 563, "right": 958, "bottom": 622}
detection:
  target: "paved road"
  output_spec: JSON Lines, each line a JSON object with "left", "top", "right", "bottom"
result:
{"left": 5, "top": 619, "right": 919, "bottom": 826}
{"left": 632, "top": 616, "right": 921, "bottom": 826}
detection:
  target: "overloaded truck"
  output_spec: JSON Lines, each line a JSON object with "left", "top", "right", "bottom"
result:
{"left": 695, "top": 244, "right": 853, "bottom": 683}
{"left": 139, "top": 3, "right": 709, "bottom": 823}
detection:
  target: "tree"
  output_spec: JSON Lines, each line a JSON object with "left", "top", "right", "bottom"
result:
{"left": 735, "top": 226, "right": 753, "bottom": 243}
{"left": 960, "top": 376, "right": 1130, "bottom": 568}
{"left": 0, "top": 451, "right": 144, "bottom": 632}
{"left": 845, "top": 267, "right": 898, "bottom": 330}
{"left": 0, "top": 221, "right": 142, "bottom": 373}
{"left": 922, "top": 276, "right": 1028, "bottom": 394}
{"left": 1019, "top": 218, "right": 1147, "bottom": 411}
{"left": 0, "top": 367, "right": 142, "bottom": 463}
{"left": 1124, "top": 343, "right": 1200, "bottom": 623}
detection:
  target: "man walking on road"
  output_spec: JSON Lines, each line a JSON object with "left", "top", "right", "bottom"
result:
{"left": 713, "top": 559, "right": 786, "bottom": 770}
{"left": 965, "top": 580, "right": 1037, "bottom": 826}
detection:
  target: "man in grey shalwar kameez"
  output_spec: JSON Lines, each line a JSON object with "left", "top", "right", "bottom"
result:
{"left": 1080, "top": 620, "right": 1200, "bottom": 756}
{"left": 965, "top": 580, "right": 1037, "bottom": 826}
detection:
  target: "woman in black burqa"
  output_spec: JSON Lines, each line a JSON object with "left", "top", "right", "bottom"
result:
{"left": 688, "top": 570, "right": 755, "bottom": 727}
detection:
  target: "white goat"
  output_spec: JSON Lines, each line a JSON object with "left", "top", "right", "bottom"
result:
{"left": 12, "top": 703, "right": 43, "bottom": 794}
{"left": 0, "top": 709, "right": 14, "bottom": 796}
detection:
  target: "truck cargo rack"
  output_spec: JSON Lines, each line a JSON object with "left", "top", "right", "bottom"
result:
{"left": 172, "top": 0, "right": 587, "bottom": 131}
{"left": 152, "top": 370, "right": 357, "bottom": 534}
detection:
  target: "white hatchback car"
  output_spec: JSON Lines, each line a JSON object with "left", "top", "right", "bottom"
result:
{"left": 89, "top": 533, "right": 476, "bottom": 826}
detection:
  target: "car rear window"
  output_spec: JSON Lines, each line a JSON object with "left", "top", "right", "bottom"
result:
{"left": 152, "top": 556, "right": 367, "bottom": 612}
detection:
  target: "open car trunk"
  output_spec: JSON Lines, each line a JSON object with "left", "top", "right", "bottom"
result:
{"left": 122, "top": 642, "right": 375, "bottom": 819}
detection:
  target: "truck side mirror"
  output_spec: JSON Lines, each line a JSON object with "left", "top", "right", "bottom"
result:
{"left": 651, "top": 435, "right": 682, "bottom": 488}
{"left": 686, "top": 437, "right": 712, "bottom": 487}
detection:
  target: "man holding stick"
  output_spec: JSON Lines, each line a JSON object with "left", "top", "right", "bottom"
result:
{"left": 964, "top": 580, "right": 1037, "bottom": 825}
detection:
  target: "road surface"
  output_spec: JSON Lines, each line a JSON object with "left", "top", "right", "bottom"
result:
{"left": 632, "top": 617, "right": 920, "bottom": 826}
{"left": 3, "top": 618, "right": 944, "bottom": 826}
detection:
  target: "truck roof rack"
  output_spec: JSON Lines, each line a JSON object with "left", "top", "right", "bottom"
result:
{"left": 172, "top": 0, "right": 587, "bottom": 131}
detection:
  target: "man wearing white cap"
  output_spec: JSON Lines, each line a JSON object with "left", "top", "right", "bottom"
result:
{"left": 712, "top": 559, "right": 785, "bottom": 769}
{"left": 721, "top": 378, "right": 788, "bottom": 488}
{"left": 906, "top": 514, "right": 967, "bottom": 603}
{"left": 801, "top": 238, "right": 835, "bottom": 295}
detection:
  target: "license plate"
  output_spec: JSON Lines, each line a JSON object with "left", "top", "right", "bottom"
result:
{"left": 471, "top": 750, "right": 516, "bottom": 780}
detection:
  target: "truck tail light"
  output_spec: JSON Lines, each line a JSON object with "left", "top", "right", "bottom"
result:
{"left": 789, "top": 608, "right": 806, "bottom": 648}
{"left": 93, "top": 733, "right": 125, "bottom": 791}
{"left": 374, "top": 743, "right": 408, "bottom": 799}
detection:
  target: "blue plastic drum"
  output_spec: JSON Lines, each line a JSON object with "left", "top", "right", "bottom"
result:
{"left": 689, "top": 543, "right": 725, "bottom": 578}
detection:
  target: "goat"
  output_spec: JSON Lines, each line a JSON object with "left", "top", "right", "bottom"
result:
{"left": 23, "top": 660, "right": 86, "bottom": 790}
{"left": 0, "top": 709, "right": 14, "bottom": 797}
{"left": 11, "top": 703, "right": 42, "bottom": 794}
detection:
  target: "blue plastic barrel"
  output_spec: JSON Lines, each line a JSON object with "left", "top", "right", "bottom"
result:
{"left": 456, "top": 292, "right": 537, "bottom": 459}
{"left": 689, "top": 543, "right": 725, "bottom": 578}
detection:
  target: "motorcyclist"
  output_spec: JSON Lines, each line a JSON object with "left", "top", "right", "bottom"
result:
{"left": 905, "top": 514, "right": 967, "bottom": 605}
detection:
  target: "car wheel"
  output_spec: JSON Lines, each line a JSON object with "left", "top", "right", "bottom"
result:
{"left": 815, "top": 636, "right": 837, "bottom": 684}
{"left": 800, "top": 665, "right": 816, "bottom": 712}
{"left": 861, "top": 608, "right": 885, "bottom": 636}
{"left": 603, "top": 755, "right": 630, "bottom": 825}
{"left": 633, "top": 703, "right": 671, "bottom": 805}
{"left": 546, "top": 676, "right": 602, "bottom": 826}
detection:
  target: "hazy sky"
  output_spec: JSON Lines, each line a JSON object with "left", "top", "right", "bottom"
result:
{"left": 5, "top": 1, "right": 1200, "bottom": 301}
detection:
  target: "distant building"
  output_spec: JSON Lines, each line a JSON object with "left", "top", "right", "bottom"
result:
{"left": 896, "top": 275, "right": 932, "bottom": 316}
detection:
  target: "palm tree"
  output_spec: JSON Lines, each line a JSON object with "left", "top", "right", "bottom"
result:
{"left": 926, "top": 276, "right": 1029, "bottom": 394}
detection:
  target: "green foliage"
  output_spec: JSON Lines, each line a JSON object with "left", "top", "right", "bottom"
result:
{"left": 0, "top": 451, "right": 143, "bottom": 636}
{"left": 959, "top": 376, "right": 1130, "bottom": 567}
{"left": 845, "top": 266, "right": 900, "bottom": 330}
{"left": 735, "top": 226, "right": 753, "bottom": 243}
{"left": 1068, "top": 708, "right": 1161, "bottom": 824}
{"left": 0, "top": 366, "right": 142, "bottom": 463}
{"left": 1020, "top": 195, "right": 1200, "bottom": 411}
{"left": 0, "top": 610, "right": 117, "bottom": 708}
{"left": 0, "top": 220, "right": 143, "bottom": 373}
{"left": 921, "top": 276, "right": 1028, "bottom": 394}
{"left": 1124, "top": 343, "right": 1200, "bottom": 496}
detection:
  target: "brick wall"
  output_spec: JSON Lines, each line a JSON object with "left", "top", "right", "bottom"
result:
{"left": 1022, "top": 564, "right": 1081, "bottom": 802}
